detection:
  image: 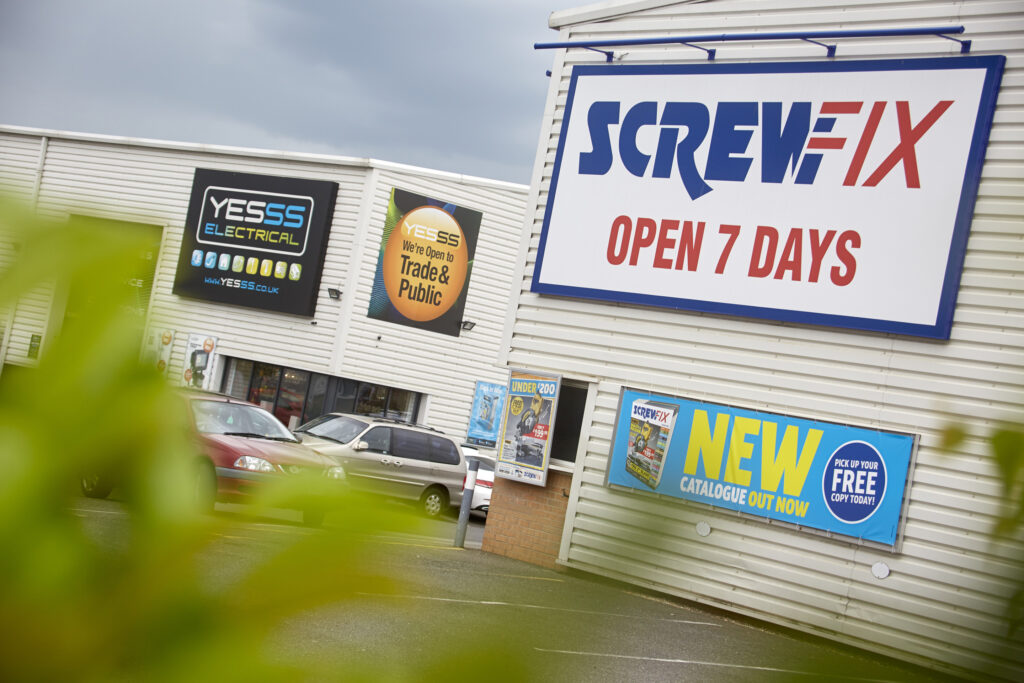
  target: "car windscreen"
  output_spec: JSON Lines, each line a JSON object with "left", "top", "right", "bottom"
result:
{"left": 295, "top": 415, "right": 368, "bottom": 444}
{"left": 191, "top": 400, "right": 296, "bottom": 441}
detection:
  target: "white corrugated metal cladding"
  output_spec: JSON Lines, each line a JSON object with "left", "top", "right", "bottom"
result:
{"left": 505, "top": 0, "right": 1023, "bottom": 680}
{"left": 0, "top": 127, "right": 526, "bottom": 440}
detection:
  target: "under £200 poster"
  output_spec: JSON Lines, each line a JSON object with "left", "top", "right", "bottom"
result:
{"left": 607, "top": 388, "right": 916, "bottom": 546}
{"left": 496, "top": 369, "right": 561, "bottom": 487}
{"left": 368, "top": 188, "right": 482, "bottom": 336}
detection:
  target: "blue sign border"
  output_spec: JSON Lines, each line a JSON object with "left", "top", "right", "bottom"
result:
{"left": 606, "top": 388, "right": 917, "bottom": 546}
{"left": 533, "top": 56, "right": 1006, "bottom": 339}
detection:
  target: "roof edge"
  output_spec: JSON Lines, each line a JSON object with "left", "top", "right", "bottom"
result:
{"left": 549, "top": 0, "right": 709, "bottom": 29}
{"left": 0, "top": 124, "right": 528, "bottom": 192}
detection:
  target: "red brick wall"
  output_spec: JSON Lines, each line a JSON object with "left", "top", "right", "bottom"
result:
{"left": 481, "top": 470, "right": 572, "bottom": 569}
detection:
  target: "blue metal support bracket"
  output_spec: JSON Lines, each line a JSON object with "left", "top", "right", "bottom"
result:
{"left": 584, "top": 46, "right": 614, "bottom": 62}
{"left": 801, "top": 37, "right": 837, "bottom": 58}
{"left": 681, "top": 42, "right": 716, "bottom": 60}
{"left": 937, "top": 32, "right": 972, "bottom": 53}
{"left": 535, "top": 26, "right": 969, "bottom": 60}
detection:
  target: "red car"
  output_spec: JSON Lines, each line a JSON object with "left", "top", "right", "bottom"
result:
{"left": 81, "top": 391, "right": 346, "bottom": 526}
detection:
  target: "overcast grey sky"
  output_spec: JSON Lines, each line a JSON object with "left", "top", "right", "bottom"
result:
{"left": 0, "top": 1, "right": 581, "bottom": 184}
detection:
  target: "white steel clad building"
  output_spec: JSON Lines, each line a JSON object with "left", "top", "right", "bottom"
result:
{"left": 502, "top": 0, "right": 1023, "bottom": 679}
{"left": 0, "top": 126, "right": 527, "bottom": 440}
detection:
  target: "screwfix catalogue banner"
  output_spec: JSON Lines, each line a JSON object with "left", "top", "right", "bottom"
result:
{"left": 607, "top": 388, "right": 917, "bottom": 547}
{"left": 534, "top": 57, "right": 1005, "bottom": 338}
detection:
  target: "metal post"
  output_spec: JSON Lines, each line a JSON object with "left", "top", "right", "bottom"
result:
{"left": 454, "top": 456, "right": 479, "bottom": 548}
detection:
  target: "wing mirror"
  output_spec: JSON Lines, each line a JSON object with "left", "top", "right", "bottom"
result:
{"left": 353, "top": 440, "right": 370, "bottom": 451}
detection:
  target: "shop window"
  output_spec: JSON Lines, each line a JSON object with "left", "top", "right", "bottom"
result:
{"left": 248, "top": 363, "right": 281, "bottom": 411}
{"left": 334, "top": 379, "right": 359, "bottom": 414}
{"left": 386, "top": 388, "right": 419, "bottom": 422}
{"left": 356, "top": 384, "right": 388, "bottom": 416}
{"left": 275, "top": 368, "right": 310, "bottom": 430}
{"left": 303, "top": 374, "right": 328, "bottom": 425}
{"left": 223, "top": 358, "right": 253, "bottom": 400}
{"left": 217, "top": 359, "right": 424, "bottom": 428}
{"left": 550, "top": 383, "right": 588, "bottom": 465}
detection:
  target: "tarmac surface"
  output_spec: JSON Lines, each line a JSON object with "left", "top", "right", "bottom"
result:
{"left": 73, "top": 496, "right": 963, "bottom": 682}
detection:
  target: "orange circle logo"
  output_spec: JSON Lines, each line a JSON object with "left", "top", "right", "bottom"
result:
{"left": 381, "top": 206, "right": 467, "bottom": 321}
{"left": 203, "top": 338, "right": 215, "bottom": 353}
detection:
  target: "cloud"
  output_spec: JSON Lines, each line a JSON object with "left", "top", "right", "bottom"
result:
{"left": 0, "top": 0, "right": 566, "bottom": 183}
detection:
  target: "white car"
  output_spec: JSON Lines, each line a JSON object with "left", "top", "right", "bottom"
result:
{"left": 461, "top": 446, "right": 493, "bottom": 515}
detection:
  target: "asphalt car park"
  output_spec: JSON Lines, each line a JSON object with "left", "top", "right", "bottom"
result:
{"left": 70, "top": 495, "right": 958, "bottom": 683}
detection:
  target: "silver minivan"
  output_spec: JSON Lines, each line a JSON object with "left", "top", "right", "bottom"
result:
{"left": 294, "top": 413, "right": 466, "bottom": 517}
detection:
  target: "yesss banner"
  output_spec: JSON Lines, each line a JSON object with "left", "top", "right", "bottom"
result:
{"left": 367, "top": 188, "right": 482, "bottom": 336}
{"left": 607, "top": 388, "right": 916, "bottom": 546}
{"left": 173, "top": 169, "right": 338, "bottom": 316}
{"left": 534, "top": 57, "right": 1005, "bottom": 338}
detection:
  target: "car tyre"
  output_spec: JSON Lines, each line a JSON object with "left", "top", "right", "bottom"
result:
{"left": 80, "top": 474, "right": 112, "bottom": 499}
{"left": 421, "top": 486, "right": 449, "bottom": 518}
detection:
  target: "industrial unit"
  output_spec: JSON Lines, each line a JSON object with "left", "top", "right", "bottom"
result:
{"left": 483, "top": 0, "right": 1024, "bottom": 680}
{"left": 0, "top": 126, "right": 527, "bottom": 438}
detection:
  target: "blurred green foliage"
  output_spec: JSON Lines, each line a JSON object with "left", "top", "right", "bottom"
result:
{"left": 0, "top": 201, "right": 528, "bottom": 681}
{"left": 7, "top": 197, "right": 1017, "bottom": 682}
{"left": 941, "top": 418, "right": 1024, "bottom": 640}
{"left": 940, "top": 420, "right": 1024, "bottom": 537}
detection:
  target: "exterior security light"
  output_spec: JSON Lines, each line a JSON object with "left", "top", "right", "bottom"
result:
{"left": 327, "top": 288, "right": 342, "bottom": 300}
{"left": 460, "top": 320, "right": 476, "bottom": 331}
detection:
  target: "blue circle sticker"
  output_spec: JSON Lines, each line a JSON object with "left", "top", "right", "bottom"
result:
{"left": 822, "top": 441, "right": 887, "bottom": 524}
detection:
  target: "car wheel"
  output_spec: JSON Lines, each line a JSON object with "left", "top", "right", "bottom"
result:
{"left": 80, "top": 474, "right": 112, "bottom": 499}
{"left": 194, "top": 459, "right": 217, "bottom": 512}
{"left": 303, "top": 507, "right": 325, "bottom": 527}
{"left": 421, "top": 487, "right": 449, "bottom": 518}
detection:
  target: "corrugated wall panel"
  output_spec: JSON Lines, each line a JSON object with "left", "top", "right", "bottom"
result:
{"left": 22, "top": 136, "right": 371, "bottom": 376}
{"left": 0, "top": 133, "right": 50, "bottom": 367}
{"left": 4, "top": 284, "right": 53, "bottom": 365}
{"left": 0, "top": 132, "right": 42, "bottom": 201}
{"left": 512, "top": 0, "right": 1024, "bottom": 679}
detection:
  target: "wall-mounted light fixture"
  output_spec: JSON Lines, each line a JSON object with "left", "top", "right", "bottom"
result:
{"left": 460, "top": 320, "right": 476, "bottom": 331}
{"left": 327, "top": 288, "right": 342, "bottom": 300}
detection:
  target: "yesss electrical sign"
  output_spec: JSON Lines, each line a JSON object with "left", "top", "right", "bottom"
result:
{"left": 608, "top": 388, "right": 917, "bottom": 546}
{"left": 173, "top": 169, "right": 338, "bottom": 316}
{"left": 534, "top": 57, "right": 1005, "bottom": 338}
